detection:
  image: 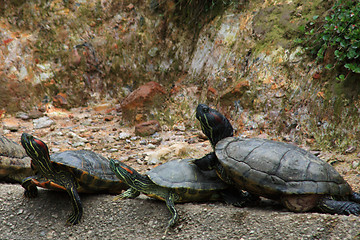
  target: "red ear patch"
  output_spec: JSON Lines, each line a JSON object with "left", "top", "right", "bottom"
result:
{"left": 210, "top": 112, "right": 223, "bottom": 123}
{"left": 120, "top": 166, "right": 133, "bottom": 174}
{"left": 34, "top": 139, "right": 47, "bottom": 150}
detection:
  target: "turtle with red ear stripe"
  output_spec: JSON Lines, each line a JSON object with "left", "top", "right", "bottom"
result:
{"left": 20, "top": 133, "right": 128, "bottom": 225}
{"left": 194, "top": 104, "right": 360, "bottom": 215}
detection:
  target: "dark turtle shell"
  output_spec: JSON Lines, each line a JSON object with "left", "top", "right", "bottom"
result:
{"left": 147, "top": 158, "right": 228, "bottom": 191}
{"left": 216, "top": 137, "right": 352, "bottom": 199}
{"left": 50, "top": 150, "right": 127, "bottom": 193}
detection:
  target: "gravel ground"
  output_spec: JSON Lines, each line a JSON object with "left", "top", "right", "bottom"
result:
{"left": 1, "top": 104, "right": 360, "bottom": 239}
{"left": 1, "top": 183, "right": 360, "bottom": 239}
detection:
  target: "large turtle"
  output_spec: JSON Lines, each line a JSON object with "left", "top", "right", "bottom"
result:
{"left": 194, "top": 104, "right": 360, "bottom": 215}
{"left": 109, "top": 158, "right": 250, "bottom": 233}
{"left": 0, "top": 135, "right": 33, "bottom": 183}
{"left": 20, "top": 133, "right": 128, "bottom": 225}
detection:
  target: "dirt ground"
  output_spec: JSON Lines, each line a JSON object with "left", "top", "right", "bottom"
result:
{"left": 1, "top": 104, "right": 360, "bottom": 239}
{"left": 1, "top": 183, "right": 360, "bottom": 240}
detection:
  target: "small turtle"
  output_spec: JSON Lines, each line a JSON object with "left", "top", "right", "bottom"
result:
{"left": 109, "top": 158, "right": 250, "bottom": 233}
{"left": 194, "top": 104, "right": 360, "bottom": 215}
{"left": 0, "top": 135, "right": 33, "bottom": 183}
{"left": 20, "top": 133, "right": 128, "bottom": 225}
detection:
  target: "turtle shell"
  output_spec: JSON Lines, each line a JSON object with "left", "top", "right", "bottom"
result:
{"left": 147, "top": 158, "right": 227, "bottom": 191}
{"left": 215, "top": 137, "right": 352, "bottom": 199}
{"left": 50, "top": 150, "right": 127, "bottom": 193}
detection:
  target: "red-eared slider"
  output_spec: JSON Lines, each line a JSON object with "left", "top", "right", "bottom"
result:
{"left": 0, "top": 135, "right": 33, "bottom": 183}
{"left": 20, "top": 133, "right": 128, "bottom": 225}
{"left": 194, "top": 104, "right": 360, "bottom": 215}
{"left": 109, "top": 158, "right": 250, "bottom": 233}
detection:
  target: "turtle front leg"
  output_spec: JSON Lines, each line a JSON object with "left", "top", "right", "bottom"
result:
{"left": 318, "top": 198, "right": 360, "bottom": 216}
{"left": 21, "top": 176, "right": 38, "bottom": 198}
{"left": 164, "top": 192, "right": 178, "bottom": 234}
{"left": 66, "top": 187, "right": 83, "bottom": 225}
{"left": 113, "top": 187, "right": 140, "bottom": 201}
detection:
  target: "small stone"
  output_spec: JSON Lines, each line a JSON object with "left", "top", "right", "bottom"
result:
{"left": 119, "top": 132, "right": 131, "bottom": 140}
{"left": 345, "top": 146, "right": 356, "bottom": 154}
{"left": 15, "top": 112, "right": 30, "bottom": 120}
{"left": 72, "top": 142, "right": 85, "bottom": 147}
{"left": 33, "top": 116, "right": 55, "bottom": 129}
{"left": 173, "top": 122, "right": 186, "bottom": 131}
{"left": 109, "top": 148, "right": 118, "bottom": 152}
{"left": 67, "top": 132, "right": 87, "bottom": 142}
{"left": 135, "top": 120, "right": 161, "bottom": 136}
{"left": 147, "top": 143, "right": 156, "bottom": 149}
{"left": 352, "top": 160, "right": 360, "bottom": 169}
{"left": 2, "top": 118, "right": 20, "bottom": 131}
{"left": 139, "top": 140, "right": 147, "bottom": 145}
{"left": 150, "top": 137, "right": 162, "bottom": 145}
{"left": 130, "top": 136, "right": 140, "bottom": 141}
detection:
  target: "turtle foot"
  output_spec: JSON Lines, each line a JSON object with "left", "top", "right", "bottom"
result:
{"left": 24, "top": 189, "right": 38, "bottom": 198}
{"left": 66, "top": 212, "right": 82, "bottom": 225}
{"left": 319, "top": 198, "right": 360, "bottom": 216}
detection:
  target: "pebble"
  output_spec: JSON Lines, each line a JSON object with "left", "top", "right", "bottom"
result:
{"left": 130, "top": 136, "right": 140, "bottom": 141}
{"left": 15, "top": 111, "right": 30, "bottom": 120}
{"left": 173, "top": 122, "right": 186, "bottom": 131}
{"left": 150, "top": 137, "right": 162, "bottom": 145}
{"left": 33, "top": 116, "right": 55, "bottom": 129}
{"left": 2, "top": 118, "right": 20, "bottom": 131}
{"left": 352, "top": 160, "right": 359, "bottom": 169}
{"left": 109, "top": 148, "right": 118, "bottom": 152}
{"left": 72, "top": 142, "right": 85, "bottom": 147}
{"left": 147, "top": 143, "right": 156, "bottom": 149}
{"left": 67, "top": 132, "right": 87, "bottom": 142}
{"left": 345, "top": 146, "right": 357, "bottom": 154}
{"left": 119, "top": 132, "right": 131, "bottom": 140}
{"left": 139, "top": 140, "right": 147, "bottom": 145}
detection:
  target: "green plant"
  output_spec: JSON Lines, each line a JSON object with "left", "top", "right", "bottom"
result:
{"left": 304, "top": 0, "right": 360, "bottom": 77}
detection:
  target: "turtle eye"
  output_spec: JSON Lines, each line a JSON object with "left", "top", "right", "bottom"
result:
{"left": 203, "top": 106, "right": 209, "bottom": 113}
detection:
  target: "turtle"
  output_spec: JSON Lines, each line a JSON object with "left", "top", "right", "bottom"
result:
{"left": 194, "top": 103, "right": 360, "bottom": 215}
{"left": 109, "top": 158, "right": 251, "bottom": 233}
{"left": 0, "top": 134, "right": 33, "bottom": 183}
{"left": 20, "top": 133, "right": 128, "bottom": 225}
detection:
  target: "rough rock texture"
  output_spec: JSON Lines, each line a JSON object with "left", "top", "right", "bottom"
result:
{"left": 120, "top": 81, "right": 167, "bottom": 122}
{"left": 135, "top": 120, "right": 161, "bottom": 136}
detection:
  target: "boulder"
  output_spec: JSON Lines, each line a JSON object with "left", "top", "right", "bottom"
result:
{"left": 120, "top": 81, "right": 167, "bottom": 122}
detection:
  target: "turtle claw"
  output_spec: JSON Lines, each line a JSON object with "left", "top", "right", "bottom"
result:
{"left": 24, "top": 188, "right": 38, "bottom": 198}
{"left": 66, "top": 213, "right": 81, "bottom": 225}
{"left": 112, "top": 195, "right": 123, "bottom": 201}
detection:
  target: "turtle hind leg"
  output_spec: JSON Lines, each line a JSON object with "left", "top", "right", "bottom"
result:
{"left": 66, "top": 187, "right": 83, "bottom": 225}
{"left": 221, "top": 188, "right": 260, "bottom": 207}
{"left": 350, "top": 192, "right": 360, "bottom": 203}
{"left": 318, "top": 198, "right": 360, "bottom": 216}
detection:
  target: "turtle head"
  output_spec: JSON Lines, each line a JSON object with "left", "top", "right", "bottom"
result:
{"left": 110, "top": 159, "right": 147, "bottom": 189}
{"left": 21, "top": 133, "right": 53, "bottom": 173}
{"left": 196, "top": 104, "right": 233, "bottom": 147}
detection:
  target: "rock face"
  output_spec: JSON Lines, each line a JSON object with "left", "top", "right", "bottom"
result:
{"left": 120, "top": 81, "right": 167, "bottom": 122}
{"left": 0, "top": 1, "right": 359, "bottom": 149}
